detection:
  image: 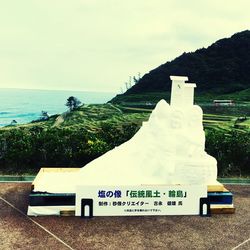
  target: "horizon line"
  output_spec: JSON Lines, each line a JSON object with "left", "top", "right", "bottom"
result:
{"left": 0, "top": 86, "right": 116, "bottom": 94}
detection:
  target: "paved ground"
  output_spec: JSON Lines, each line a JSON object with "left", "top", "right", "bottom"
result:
{"left": 0, "top": 183, "right": 249, "bottom": 250}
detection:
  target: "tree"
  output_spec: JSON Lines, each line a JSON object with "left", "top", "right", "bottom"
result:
{"left": 133, "top": 72, "right": 141, "bottom": 85}
{"left": 40, "top": 111, "right": 49, "bottom": 121}
{"left": 10, "top": 120, "right": 17, "bottom": 126}
{"left": 65, "top": 96, "right": 81, "bottom": 111}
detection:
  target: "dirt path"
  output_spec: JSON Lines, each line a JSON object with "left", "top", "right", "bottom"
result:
{"left": 53, "top": 115, "right": 64, "bottom": 126}
{"left": 53, "top": 111, "right": 69, "bottom": 127}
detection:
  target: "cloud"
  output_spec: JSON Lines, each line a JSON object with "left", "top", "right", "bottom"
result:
{"left": 0, "top": 0, "right": 249, "bottom": 92}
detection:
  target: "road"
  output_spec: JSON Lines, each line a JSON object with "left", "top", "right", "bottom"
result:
{"left": 0, "top": 183, "right": 249, "bottom": 250}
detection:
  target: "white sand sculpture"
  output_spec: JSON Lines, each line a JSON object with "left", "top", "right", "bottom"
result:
{"left": 33, "top": 76, "right": 217, "bottom": 193}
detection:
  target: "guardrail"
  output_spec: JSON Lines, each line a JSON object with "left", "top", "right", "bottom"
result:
{"left": 0, "top": 176, "right": 35, "bottom": 182}
{"left": 0, "top": 176, "right": 249, "bottom": 184}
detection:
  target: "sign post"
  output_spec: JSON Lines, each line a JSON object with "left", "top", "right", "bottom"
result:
{"left": 76, "top": 185, "right": 207, "bottom": 217}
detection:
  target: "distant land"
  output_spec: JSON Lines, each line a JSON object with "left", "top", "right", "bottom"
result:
{"left": 111, "top": 30, "right": 250, "bottom": 104}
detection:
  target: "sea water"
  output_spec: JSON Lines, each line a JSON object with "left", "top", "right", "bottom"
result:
{"left": 0, "top": 88, "right": 115, "bottom": 127}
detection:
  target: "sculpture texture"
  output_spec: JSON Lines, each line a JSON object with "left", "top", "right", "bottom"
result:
{"left": 76, "top": 76, "right": 218, "bottom": 186}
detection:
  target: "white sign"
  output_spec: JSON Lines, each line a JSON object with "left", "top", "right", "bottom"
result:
{"left": 75, "top": 185, "right": 207, "bottom": 216}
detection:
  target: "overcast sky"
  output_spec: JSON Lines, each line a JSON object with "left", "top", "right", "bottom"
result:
{"left": 0, "top": 0, "right": 249, "bottom": 93}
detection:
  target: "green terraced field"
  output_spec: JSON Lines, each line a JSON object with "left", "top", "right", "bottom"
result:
{"left": 117, "top": 104, "right": 250, "bottom": 132}
{"left": 0, "top": 103, "right": 249, "bottom": 176}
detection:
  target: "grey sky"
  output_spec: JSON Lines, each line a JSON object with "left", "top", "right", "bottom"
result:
{"left": 0, "top": 0, "right": 249, "bottom": 93}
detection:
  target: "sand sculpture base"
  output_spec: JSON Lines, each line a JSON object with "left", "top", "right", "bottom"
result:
{"left": 28, "top": 168, "right": 235, "bottom": 217}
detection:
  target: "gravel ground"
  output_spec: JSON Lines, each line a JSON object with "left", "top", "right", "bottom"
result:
{"left": 0, "top": 183, "right": 249, "bottom": 250}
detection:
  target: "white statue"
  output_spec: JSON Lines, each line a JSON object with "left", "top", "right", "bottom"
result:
{"left": 28, "top": 75, "right": 219, "bottom": 217}
{"left": 76, "top": 75, "right": 218, "bottom": 186}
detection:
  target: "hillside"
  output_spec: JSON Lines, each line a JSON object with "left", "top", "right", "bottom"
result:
{"left": 0, "top": 104, "right": 249, "bottom": 177}
{"left": 111, "top": 30, "right": 250, "bottom": 103}
{"left": 0, "top": 104, "right": 149, "bottom": 174}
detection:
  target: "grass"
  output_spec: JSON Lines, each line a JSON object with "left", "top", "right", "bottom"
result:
{"left": 111, "top": 88, "right": 250, "bottom": 132}
{"left": 0, "top": 104, "right": 150, "bottom": 133}
{"left": 3, "top": 101, "right": 248, "bottom": 135}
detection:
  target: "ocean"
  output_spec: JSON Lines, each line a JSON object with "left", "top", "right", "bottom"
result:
{"left": 0, "top": 88, "right": 115, "bottom": 127}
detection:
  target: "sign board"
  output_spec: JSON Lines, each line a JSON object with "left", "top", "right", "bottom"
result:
{"left": 75, "top": 185, "right": 207, "bottom": 216}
